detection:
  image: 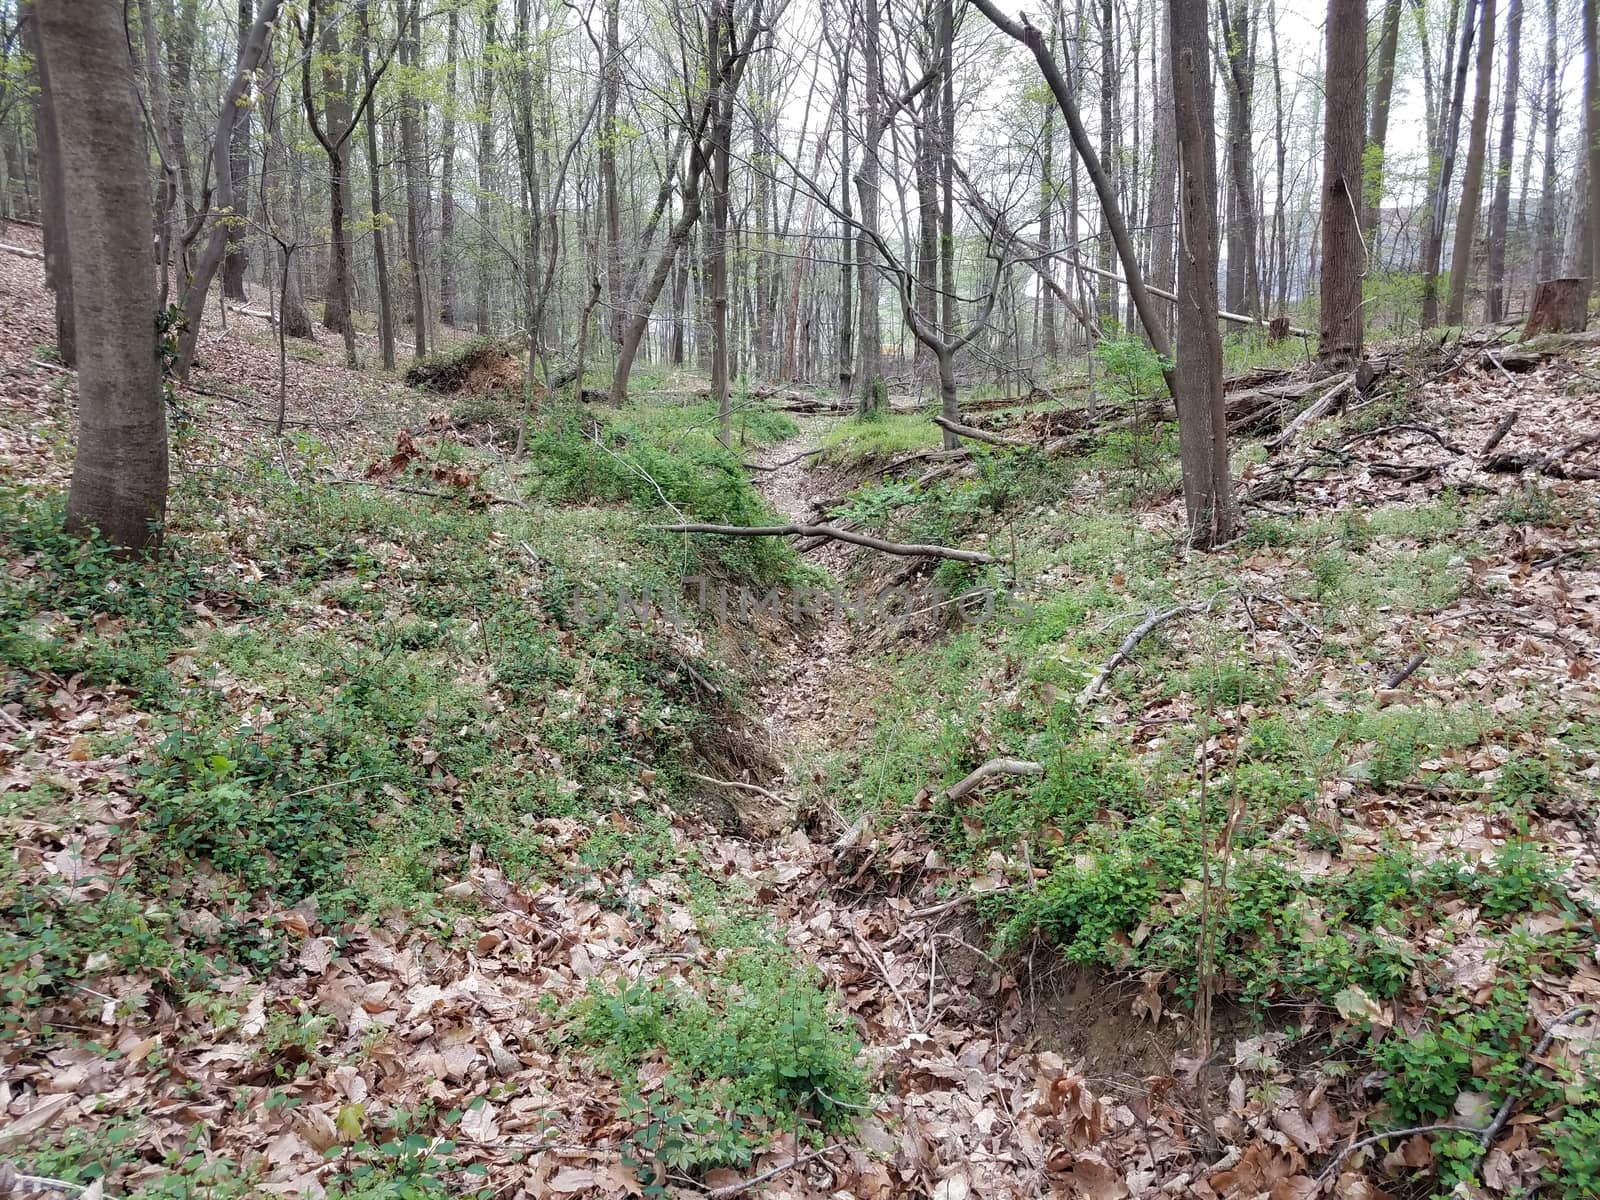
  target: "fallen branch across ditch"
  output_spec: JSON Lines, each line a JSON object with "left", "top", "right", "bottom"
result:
{"left": 931, "top": 415, "right": 1035, "bottom": 448}
{"left": 656, "top": 522, "right": 996, "bottom": 564}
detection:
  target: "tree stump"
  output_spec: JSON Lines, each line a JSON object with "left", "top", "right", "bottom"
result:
{"left": 1522, "top": 278, "right": 1589, "bottom": 338}
{"left": 1268, "top": 315, "right": 1292, "bottom": 341}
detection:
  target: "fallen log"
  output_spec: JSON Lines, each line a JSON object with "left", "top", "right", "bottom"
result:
{"left": 1265, "top": 373, "right": 1356, "bottom": 454}
{"left": 946, "top": 758, "right": 1044, "bottom": 801}
{"left": 0, "top": 241, "right": 45, "bottom": 261}
{"left": 656, "top": 521, "right": 995, "bottom": 564}
{"left": 931, "top": 415, "right": 1034, "bottom": 448}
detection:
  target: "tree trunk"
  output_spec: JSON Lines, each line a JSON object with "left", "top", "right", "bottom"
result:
{"left": 400, "top": 0, "right": 428, "bottom": 359}
{"left": 1097, "top": 0, "right": 1118, "bottom": 322}
{"left": 1363, "top": 0, "right": 1404, "bottom": 242}
{"left": 1485, "top": 0, "right": 1524, "bottom": 322}
{"left": 166, "top": 0, "right": 200, "bottom": 226}
{"left": 1422, "top": 0, "right": 1479, "bottom": 326}
{"left": 22, "top": 0, "right": 74, "bottom": 365}
{"left": 1146, "top": 0, "right": 1177, "bottom": 301}
{"left": 1524, "top": 278, "right": 1588, "bottom": 335}
{"left": 1220, "top": 0, "right": 1259, "bottom": 317}
{"left": 836, "top": 31, "right": 854, "bottom": 399}
{"left": 1170, "top": 0, "right": 1235, "bottom": 548}
{"left": 938, "top": 0, "right": 956, "bottom": 340}
{"left": 854, "top": 0, "right": 884, "bottom": 406}
{"left": 1586, "top": 0, "right": 1600, "bottom": 305}
{"left": 601, "top": 0, "right": 623, "bottom": 346}
{"left": 317, "top": 10, "right": 353, "bottom": 339}
{"left": 176, "top": 0, "right": 284, "bottom": 377}
{"left": 1446, "top": 0, "right": 1496, "bottom": 325}
{"left": 709, "top": 6, "right": 734, "bottom": 446}
{"left": 476, "top": 6, "right": 496, "bottom": 336}
{"left": 360, "top": 0, "right": 395, "bottom": 369}
{"left": 439, "top": 4, "right": 459, "bottom": 327}
{"left": 222, "top": 0, "right": 253, "bottom": 301}
{"left": 37, "top": 0, "right": 167, "bottom": 549}
{"left": 1533, "top": 0, "right": 1561, "bottom": 281}
{"left": 1040, "top": 93, "right": 1058, "bottom": 359}
{"left": 1319, "top": 0, "right": 1366, "bottom": 368}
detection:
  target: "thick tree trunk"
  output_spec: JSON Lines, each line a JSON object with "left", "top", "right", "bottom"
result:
{"left": 1524, "top": 278, "right": 1588, "bottom": 335}
{"left": 1446, "top": 0, "right": 1496, "bottom": 325}
{"left": 1319, "top": 0, "right": 1366, "bottom": 368}
{"left": 1170, "top": 0, "right": 1235, "bottom": 548}
{"left": 222, "top": 0, "right": 253, "bottom": 301}
{"left": 1485, "top": 0, "right": 1524, "bottom": 322}
{"left": 1566, "top": 151, "right": 1593, "bottom": 277}
{"left": 914, "top": 88, "right": 940, "bottom": 378}
{"left": 37, "top": 0, "right": 167, "bottom": 549}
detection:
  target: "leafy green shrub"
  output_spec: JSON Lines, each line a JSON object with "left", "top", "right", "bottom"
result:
{"left": 528, "top": 408, "right": 793, "bottom": 582}
{"left": 575, "top": 944, "right": 867, "bottom": 1176}
{"left": 1547, "top": 1106, "right": 1600, "bottom": 1198}
{"left": 0, "top": 490, "right": 245, "bottom": 706}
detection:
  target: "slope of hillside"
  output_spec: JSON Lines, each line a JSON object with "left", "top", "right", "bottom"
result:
{"left": 5, "top": 230, "right": 1600, "bottom": 1200}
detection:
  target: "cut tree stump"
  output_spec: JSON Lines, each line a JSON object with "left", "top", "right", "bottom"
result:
{"left": 1523, "top": 279, "right": 1589, "bottom": 338}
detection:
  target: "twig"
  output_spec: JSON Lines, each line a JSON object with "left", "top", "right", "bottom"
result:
{"left": 745, "top": 446, "right": 826, "bottom": 471}
{"left": 1315, "top": 1004, "right": 1595, "bottom": 1185}
{"left": 1078, "top": 603, "right": 1198, "bottom": 704}
{"left": 1478, "top": 410, "right": 1520, "bottom": 457}
{"left": 0, "top": 1164, "right": 87, "bottom": 1195}
{"left": 683, "top": 771, "right": 785, "bottom": 804}
{"left": 0, "top": 241, "right": 44, "bottom": 260}
{"left": 704, "top": 1146, "right": 836, "bottom": 1198}
{"left": 655, "top": 522, "right": 995, "bottom": 564}
{"left": 1383, "top": 652, "right": 1427, "bottom": 689}
{"left": 1338, "top": 423, "right": 1465, "bottom": 454}
{"left": 851, "top": 930, "right": 919, "bottom": 1034}
{"left": 945, "top": 758, "right": 1044, "bottom": 801}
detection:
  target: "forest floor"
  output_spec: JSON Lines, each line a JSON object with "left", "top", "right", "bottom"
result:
{"left": 4, "top": 222, "right": 1600, "bottom": 1200}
